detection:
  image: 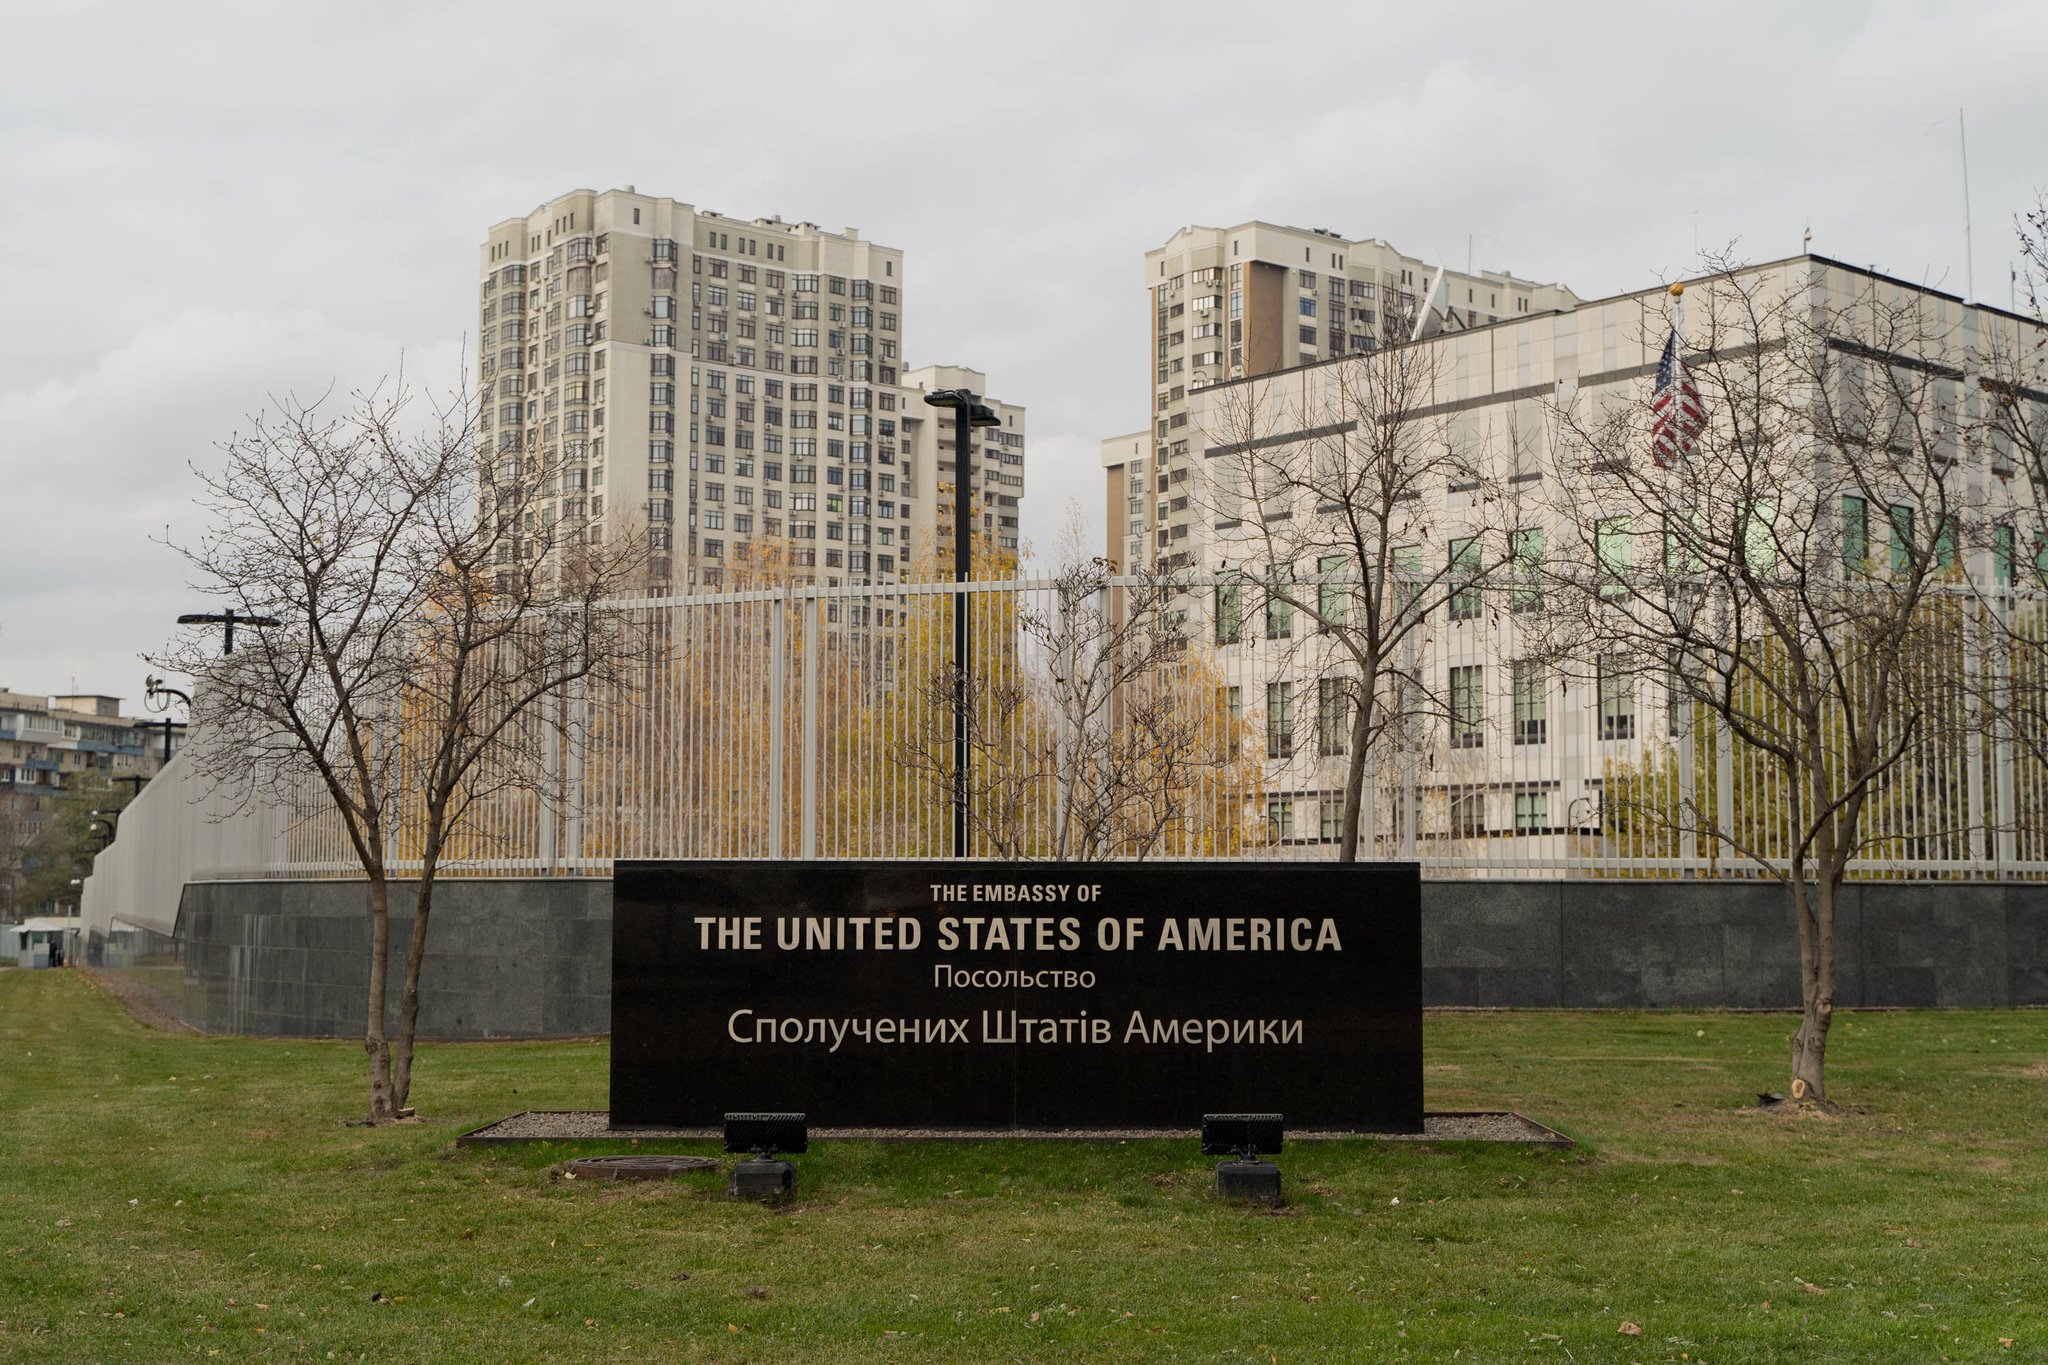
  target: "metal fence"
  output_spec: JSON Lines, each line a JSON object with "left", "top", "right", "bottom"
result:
{"left": 82, "top": 575, "right": 2048, "bottom": 937}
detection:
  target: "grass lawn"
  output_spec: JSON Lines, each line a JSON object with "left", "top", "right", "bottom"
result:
{"left": 0, "top": 969, "right": 2041, "bottom": 1363}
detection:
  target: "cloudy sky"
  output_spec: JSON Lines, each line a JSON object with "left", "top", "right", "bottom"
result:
{"left": 2, "top": 0, "right": 2042, "bottom": 704}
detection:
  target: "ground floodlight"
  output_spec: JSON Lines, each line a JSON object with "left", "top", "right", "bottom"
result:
{"left": 1202, "top": 1114, "right": 1284, "bottom": 1206}
{"left": 724, "top": 1112, "right": 807, "bottom": 1199}
{"left": 723, "top": 1113, "right": 808, "bottom": 1156}
{"left": 1201, "top": 1114, "right": 1284, "bottom": 1157}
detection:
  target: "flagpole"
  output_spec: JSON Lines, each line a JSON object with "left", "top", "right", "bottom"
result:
{"left": 1960, "top": 108, "right": 1975, "bottom": 302}
{"left": 1662, "top": 279, "right": 1696, "bottom": 870}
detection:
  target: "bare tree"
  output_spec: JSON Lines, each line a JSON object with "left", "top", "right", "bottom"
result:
{"left": 1193, "top": 315, "right": 1537, "bottom": 860}
{"left": 1030, "top": 554, "right": 1258, "bottom": 860}
{"left": 888, "top": 519, "right": 1257, "bottom": 860}
{"left": 1961, "top": 196, "right": 2048, "bottom": 869}
{"left": 159, "top": 375, "right": 645, "bottom": 1123}
{"left": 1542, "top": 258, "right": 1976, "bottom": 1105}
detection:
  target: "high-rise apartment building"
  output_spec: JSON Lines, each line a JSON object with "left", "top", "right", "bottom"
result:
{"left": 900, "top": 365, "right": 1027, "bottom": 564}
{"left": 1103, "top": 220, "right": 1578, "bottom": 570}
{"left": 482, "top": 188, "right": 960, "bottom": 591}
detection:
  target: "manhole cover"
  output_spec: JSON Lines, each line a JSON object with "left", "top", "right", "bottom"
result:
{"left": 560, "top": 1155, "right": 720, "bottom": 1182}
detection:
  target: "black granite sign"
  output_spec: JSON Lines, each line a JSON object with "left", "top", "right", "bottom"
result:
{"left": 610, "top": 860, "right": 1421, "bottom": 1132}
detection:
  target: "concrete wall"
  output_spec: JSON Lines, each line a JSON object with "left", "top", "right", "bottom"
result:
{"left": 87, "top": 877, "right": 2048, "bottom": 1038}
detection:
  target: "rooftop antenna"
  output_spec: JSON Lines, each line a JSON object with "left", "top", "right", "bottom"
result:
{"left": 1959, "top": 107, "right": 1975, "bottom": 301}
{"left": 1803, "top": 222, "right": 1812, "bottom": 255}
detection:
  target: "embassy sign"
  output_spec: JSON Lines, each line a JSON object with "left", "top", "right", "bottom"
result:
{"left": 611, "top": 860, "right": 1421, "bottom": 1132}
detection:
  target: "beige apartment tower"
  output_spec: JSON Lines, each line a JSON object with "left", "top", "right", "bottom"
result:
{"left": 1105, "top": 220, "right": 1577, "bottom": 571}
{"left": 900, "top": 364, "right": 1027, "bottom": 566}
{"left": 481, "top": 188, "right": 1028, "bottom": 592}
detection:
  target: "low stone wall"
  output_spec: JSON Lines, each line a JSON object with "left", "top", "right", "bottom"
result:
{"left": 90, "top": 876, "right": 2048, "bottom": 1038}
{"left": 1424, "top": 880, "right": 2048, "bottom": 1009}
{"left": 92, "top": 879, "right": 611, "bottom": 1037}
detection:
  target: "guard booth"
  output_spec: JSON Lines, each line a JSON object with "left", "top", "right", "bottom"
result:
{"left": 6, "top": 917, "right": 80, "bottom": 968}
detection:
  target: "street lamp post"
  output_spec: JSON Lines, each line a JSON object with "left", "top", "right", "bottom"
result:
{"left": 177, "top": 607, "right": 279, "bottom": 655}
{"left": 143, "top": 676, "right": 193, "bottom": 765}
{"left": 921, "top": 388, "right": 1003, "bottom": 858}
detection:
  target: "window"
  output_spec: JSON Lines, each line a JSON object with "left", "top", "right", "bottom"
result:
{"left": 1512, "top": 661, "right": 1546, "bottom": 745}
{"left": 1266, "top": 681, "right": 1294, "bottom": 758}
{"left": 1514, "top": 791, "right": 1548, "bottom": 833}
{"left": 1266, "top": 798, "right": 1295, "bottom": 843}
{"left": 1664, "top": 508, "right": 1703, "bottom": 575}
{"left": 1889, "top": 504, "right": 1914, "bottom": 576}
{"left": 1597, "top": 516, "right": 1631, "bottom": 598}
{"left": 1299, "top": 297, "right": 1317, "bottom": 317}
{"left": 1598, "top": 655, "right": 1635, "bottom": 740}
{"left": 1450, "top": 666, "right": 1484, "bottom": 749}
{"left": 1449, "top": 537, "right": 1482, "bottom": 620}
{"left": 1264, "top": 574, "right": 1292, "bottom": 640}
{"left": 1933, "top": 515, "right": 1958, "bottom": 573}
{"left": 1842, "top": 495, "right": 1869, "bottom": 577}
{"left": 1393, "top": 545, "right": 1422, "bottom": 612}
{"left": 1510, "top": 528, "right": 1543, "bottom": 610}
{"left": 1449, "top": 789, "right": 1484, "bottom": 838}
{"left": 1742, "top": 498, "right": 1778, "bottom": 574}
{"left": 1994, "top": 522, "right": 2016, "bottom": 588}
{"left": 1317, "top": 679, "right": 1349, "bottom": 756}
{"left": 1214, "top": 584, "right": 1242, "bottom": 644}
{"left": 1317, "top": 555, "right": 1347, "bottom": 628}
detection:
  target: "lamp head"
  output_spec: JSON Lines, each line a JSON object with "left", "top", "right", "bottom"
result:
{"left": 723, "top": 1112, "right": 808, "bottom": 1158}
{"left": 1201, "top": 1113, "right": 1285, "bottom": 1157}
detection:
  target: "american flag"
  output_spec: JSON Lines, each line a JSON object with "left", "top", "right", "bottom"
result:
{"left": 1650, "top": 328, "right": 1705, "bottom": 468}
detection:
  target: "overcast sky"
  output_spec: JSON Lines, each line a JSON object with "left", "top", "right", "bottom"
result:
{"left": 2, "top": 0, "right": 2043, "bottom": 705}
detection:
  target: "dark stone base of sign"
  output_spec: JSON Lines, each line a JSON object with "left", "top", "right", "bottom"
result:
{"left": 729, "top": 1158, "right": 796, "bottom": 1200}
{"left": 1215, "top": 1159, "right": 1283, "bottom": 1206}
{"left": 454, "top": 1110, "right": 1573, "bottom": 1148}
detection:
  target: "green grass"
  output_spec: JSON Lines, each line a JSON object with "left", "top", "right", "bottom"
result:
{"left": 1, "top": 972, "right": 2042, "bottom": 1363}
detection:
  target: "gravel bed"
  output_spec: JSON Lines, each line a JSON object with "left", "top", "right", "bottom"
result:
{"left": 459, "top": 1110, "right": 1569, "bottom": 1147}
{"left": 75, "top": 967, "right": 198, "bottom": 1035}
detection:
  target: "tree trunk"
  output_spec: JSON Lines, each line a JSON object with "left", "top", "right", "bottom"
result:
{"left": 1787, "top": 873, "right": 1837, "bottom": 1104}
{"left": 1337, "top": 686, "right": 1377, "bottom": 863}
{"left": 389, "top": 861, "right": 437, "bottom": 1113}
{"left": 362, "top": 870, "right": 399, "bottom": 1124}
